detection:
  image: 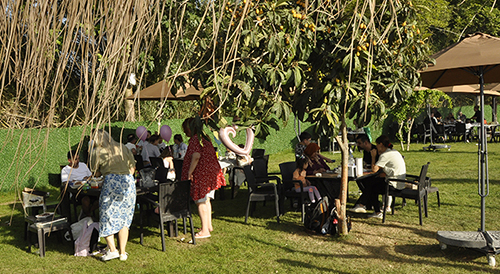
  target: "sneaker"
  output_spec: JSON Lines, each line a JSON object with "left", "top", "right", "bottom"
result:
{"left": 101, "top": 250, "right": 119, "bottom": 261}
{"left": 349, "top": 204, "right": 367, "bottom": 213}
{"left": 385, "top": 207, "right": 391, "bottom": 213}
{"left": 368, "top": 212, "right": 383, "bottom": 219}
{"left": 120, "top": 253, "right": 128, "bottom": 261}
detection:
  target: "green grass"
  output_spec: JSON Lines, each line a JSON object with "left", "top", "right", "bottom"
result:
{"left": 1, "top": 141, "right": 500, "bottom": 273}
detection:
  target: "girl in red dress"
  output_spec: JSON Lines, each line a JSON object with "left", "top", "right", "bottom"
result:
{"left": 181, "top": 118, "right": 226, "bottom": 238}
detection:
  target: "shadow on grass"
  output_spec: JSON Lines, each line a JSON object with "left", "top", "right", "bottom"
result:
{"left": 0, "top": 209, "right": 74, "bottom": 257}
{"left": 251, "top": 230, "right": 496, "bottom": 272}
{"left": 275, "top": 258, "right": 353, "bottom": 273}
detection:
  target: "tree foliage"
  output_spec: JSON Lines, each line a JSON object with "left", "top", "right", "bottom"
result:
{"left": 392, "top": 89, "right": 452, "bottom": 150}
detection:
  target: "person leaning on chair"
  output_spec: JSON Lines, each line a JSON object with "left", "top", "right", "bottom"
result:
{"left": 350, "top": 135, "right": 406, "bottom": 219}
{"left": 61, "top": 150, "right": 97, "bottom": 220}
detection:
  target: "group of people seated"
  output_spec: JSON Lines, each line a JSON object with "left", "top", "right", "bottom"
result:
{"left": 124, "top": 131, "right": 188, "bottom": 168}
{"left": 425, "top": 107, "right": 482, "bottom": 127}
{"left": 293, "top": 131, "right": 407, "bottom": 220}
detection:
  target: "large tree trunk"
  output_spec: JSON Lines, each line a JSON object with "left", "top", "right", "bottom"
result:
{"left": 336, "top": 119, "right": 349, "bottom": 235}
{"left": 125, "top": 87, "right": 135, "bottom": 121}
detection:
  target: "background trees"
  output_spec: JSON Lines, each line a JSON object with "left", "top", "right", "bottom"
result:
{"left": 1, "top": 0, "right": 500, "bottom": 234}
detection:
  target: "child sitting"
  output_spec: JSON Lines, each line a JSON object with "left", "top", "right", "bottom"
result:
{"left": 293, "top": 157, "right": 322, "bottom": 203}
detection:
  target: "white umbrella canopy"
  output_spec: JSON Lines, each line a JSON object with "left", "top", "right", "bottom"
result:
{"left": 421, "top": 33, "right": 500, "bottom": 89}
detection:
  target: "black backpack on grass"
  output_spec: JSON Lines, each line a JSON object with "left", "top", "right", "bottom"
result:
{"left": 304, "top": 196, "right": 330, "bottom": 234}
{"left": 304, "top": 197, "right": 352, "bottom": 235}
{"left": 321, "top": 206, "right": 352, "bottom": 236}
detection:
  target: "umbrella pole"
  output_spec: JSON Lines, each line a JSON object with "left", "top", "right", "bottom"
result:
{"left": 478, "top": 69, "right": 489, "bottom": 232}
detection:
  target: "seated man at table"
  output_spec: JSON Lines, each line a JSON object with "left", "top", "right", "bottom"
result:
{"left": 351, "top": 135, "right": 406, "bottom": 219}
{"left": 456, "top": 111, "right": 466, "bottom": 122}
{"left": 141, "top": 134, "right": 161, "bottom": 166}
{"left": 61, "top": 150, "right": 98, "bottom": 220}
{"left": 356, "top": 135, "right": 379, "bottom": 169}
{"left": 349, "top": 135, "right": 380, "bottom": 213}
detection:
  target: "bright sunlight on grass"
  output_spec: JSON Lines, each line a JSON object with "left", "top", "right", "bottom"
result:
{"left": 1, "top": 142, "right": 500, "bottom": 273}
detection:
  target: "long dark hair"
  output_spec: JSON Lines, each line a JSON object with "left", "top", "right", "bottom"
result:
{"left": 375, "top": 135, "right": 393, "bottom": 149}
{"left": 296, "top": 156, "right": 308, "bottom": 171}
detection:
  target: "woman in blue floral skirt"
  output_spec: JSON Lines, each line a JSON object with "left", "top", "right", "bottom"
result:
{"left": 90, "top": 130, "right": 136, "bottom": 261}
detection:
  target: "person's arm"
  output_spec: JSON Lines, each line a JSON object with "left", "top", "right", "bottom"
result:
{"left": 187, "top": 152, "right": 201, "bottom": 180}
{"left": 318, "top": 153, "right": 334, "bottom": 163}
{"left": 370, "top": 149, "right": 377, "bottom": 169}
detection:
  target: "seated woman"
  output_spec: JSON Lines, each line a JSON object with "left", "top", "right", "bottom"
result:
{"left": 293, "top": 156, "right": 322, "bottom": 203}
{"left": 352, "top": 135, "right": 406, "bottom": 219}
{"left": 303, "top": 143, "right": 331, "bottom": 175}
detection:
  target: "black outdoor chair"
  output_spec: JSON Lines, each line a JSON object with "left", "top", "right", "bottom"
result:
{"left": 279, "top": 161, "right": 309, "bottom": 223}
{"left": 452, "top": 122, "right": 467, "bottom": 142}
{"left": 382, "top": 162, "right": 430, "bottom": 225}
{"left": 251, "top": 149, "right": 265, "bottom": 159}
{"left": 433, "top": 124, "right": 447, "bottom": 142}
{"left": 150, "top": 157, "right": 170, "bottom": 183}
{"left": 425, "top": 177, "right": 441, "bottom": 208}
{"left": 173, "top": 159, "right": 184, "bottom": 180}
{"left": 417, "top": 123, "right": 431, "bottom": 144}
{"left": 243, "top": 165, "right": 281, "bottom": 224}
{"left": 139, "top": 180, "right": 196, "bottom": 250}
{"left": 22, "top": 188, "right": 73, "bottom": 257}
{"left": 134, "top": 154, "right": 145, "bottom": 171}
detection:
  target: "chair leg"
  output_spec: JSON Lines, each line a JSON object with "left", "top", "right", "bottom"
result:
{"left": 274, "top": 197, "right": 280, "bottom": 224}
{"left": 183, "top": 217, "right": 187, "bottom": 235}
{"left": 417, "top": 197, "right": 423, "bottom": 226}
{"left": 38, "top": 228, "right": 45, "bottom": 257}
{"left": 245, "top": 199, "right": 251, "bottom": 223}
{"left": 189, "top": 216, "right": 196, "bottom": 245}
{"left": 424, "top": 193, "right": 429, "bottom": 218}
{"left": 301, "top": 203, "right": 306, "bottom": 224}
{"left": 436, "top": 191, "right": 441, "bottom": 207}
{"left": 382, "top": 193, "right": 388, "bottom": 223}
{"left": 160, "top": 220, "right": 166, "bottom": 252}
{"left": 139, "top": 202, "right": 144, "bottom": 245}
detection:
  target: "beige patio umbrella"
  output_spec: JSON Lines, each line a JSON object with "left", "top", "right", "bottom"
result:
{"left": 438, "top": 83, "right": 500, "bottom": 96}
{"left": 420, "top": 33, "right": 500, "bottom": 265}
{"left": 126, "top": 80, "right": 202, "bottom": 101}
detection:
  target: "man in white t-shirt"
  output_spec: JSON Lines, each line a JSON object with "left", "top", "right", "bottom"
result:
{"left": 61, "top": 151, "right": 96, "bottom": 219}
{"left": 141, "top": 134, "right": 161, "bottom": 166}
{"left": 173, "top": 134, "right": 187, "bottom": 159}
{"left": 125, "top": 134, "right": 137, "bottom": 155}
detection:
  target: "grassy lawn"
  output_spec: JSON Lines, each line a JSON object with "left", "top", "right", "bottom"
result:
{"left": 1, "top": 141, "right": 500, "bottom": 273}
